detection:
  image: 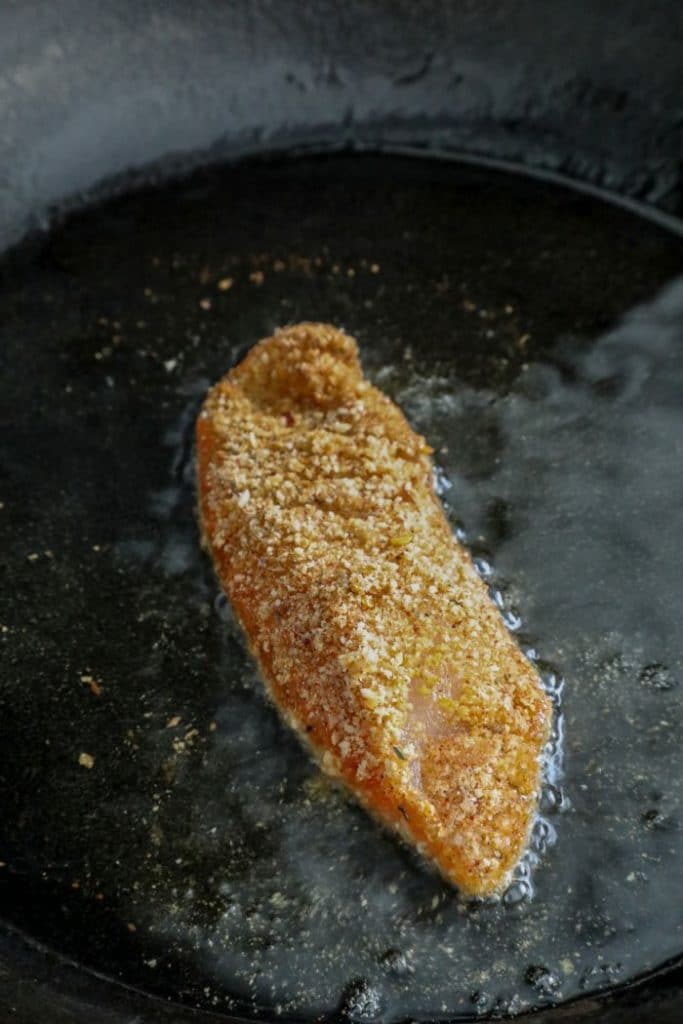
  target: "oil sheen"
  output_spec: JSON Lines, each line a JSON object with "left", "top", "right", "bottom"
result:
{"left": 0, "top": 155, "right": 681, "bottom": 1020}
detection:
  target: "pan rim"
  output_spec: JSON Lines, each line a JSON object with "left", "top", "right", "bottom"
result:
{"left": 1, "top": 914, "right": 682, "bottom": 1023}
{"left": 2, "top": 142, "right": 682, "bottom": 270}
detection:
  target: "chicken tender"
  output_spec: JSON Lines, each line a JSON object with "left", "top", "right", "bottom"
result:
{"left": 196, "top": 322, "right": 551, "bottom": 896}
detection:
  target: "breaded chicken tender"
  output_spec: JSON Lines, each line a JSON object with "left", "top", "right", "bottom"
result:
{"left": 196, "top": 323, "right": 551, "bottom": 895}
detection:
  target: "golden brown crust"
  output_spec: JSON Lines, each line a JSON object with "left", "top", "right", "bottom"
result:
{"left": 196, "top": 322, "right": 552, "bottom": 896}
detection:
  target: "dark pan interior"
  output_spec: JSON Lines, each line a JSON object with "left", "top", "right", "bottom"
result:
{"left": 1, "top": 154, "right": 682, "bottom": 1022}
{"left": 2, "top": 0, "right": 683, "bottom": 252}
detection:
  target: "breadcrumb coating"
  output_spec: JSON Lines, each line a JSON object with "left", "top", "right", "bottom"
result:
{"left": 196, "top": 323, "right": 551, "bottom": 896}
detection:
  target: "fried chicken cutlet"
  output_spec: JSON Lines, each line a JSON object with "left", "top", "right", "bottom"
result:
{"left": 196, "top": 323, "right": 552, "bottom": 896}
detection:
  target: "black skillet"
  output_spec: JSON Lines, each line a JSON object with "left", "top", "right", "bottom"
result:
{"left": 1, "top": 4, "right": 682, "bottom": 1023}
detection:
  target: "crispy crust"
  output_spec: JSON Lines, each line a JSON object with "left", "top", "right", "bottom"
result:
{"left": 196, "top": 323, "right": 551, "bottom": 896}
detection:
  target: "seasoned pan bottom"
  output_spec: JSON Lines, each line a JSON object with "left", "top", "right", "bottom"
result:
{"left": 1, "top": 155, "right": 682, "bottom": 1020}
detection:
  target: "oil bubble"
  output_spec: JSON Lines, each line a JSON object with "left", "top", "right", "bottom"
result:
{"left": 469, "top": 990, "right": 492, "bottom": 1012}
{"left": 340, "top": 978, "right": 384, "bottom": 1021}
{"left": 502, "top": 609, "right": 522, "bottom": 632}
{"left": 432, "top": 465, "right": 453, "bottom": 496}
{"left": 378, "top": 948, "right": 413, "bottom": 977}
{"left": 641, "top": 809, "right": 678, "bottom": 832}
{"left": 531, "top": 817, "right": 557, "bottom": 854}
{"left": 525, "top": 964, "right": 561, "bottom": 997}
{"left": 639, "top": 662, "right": 678, "bottom": 691}
{"left": 473, "top": 557, "right": 493, "bottom": 579}
{"left": 503, "top": 879, "right": 533, "bottom": 907}
{"left": 540, "top": 784, "right": 565, "bottom": 815}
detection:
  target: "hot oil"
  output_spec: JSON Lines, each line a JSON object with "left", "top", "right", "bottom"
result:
{"left": 429, "top": 456, "right": 566, "bottom": 908}
{"left": 0, "top": 155, "right": 681, "bottom": 1020}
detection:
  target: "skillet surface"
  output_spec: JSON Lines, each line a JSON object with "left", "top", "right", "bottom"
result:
{"left": 1, "top": 154, "right": 682, "bottom": 1020}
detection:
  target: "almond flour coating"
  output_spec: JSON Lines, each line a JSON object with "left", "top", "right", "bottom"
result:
{"left": 196, "top": 323, "right": 551, "bottom": 896}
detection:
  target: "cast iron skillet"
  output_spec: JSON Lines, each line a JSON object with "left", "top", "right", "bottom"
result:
{"left": 1, "top": 3, "right": 682, "bottom": 1023}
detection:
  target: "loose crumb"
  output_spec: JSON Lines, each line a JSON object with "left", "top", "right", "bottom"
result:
{"left": 80, "top": 674, "right": 103, "bottom": 697}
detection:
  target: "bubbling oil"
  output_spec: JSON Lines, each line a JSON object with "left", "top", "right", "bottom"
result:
{"left": 431, "top": 457, "right": 565, "bottom": 907}
{"left": 121, "top": 280, "right": 682, "bottom": 1020}
{"left": 1, "top": 155, "right": 682, "bottom": 1021}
